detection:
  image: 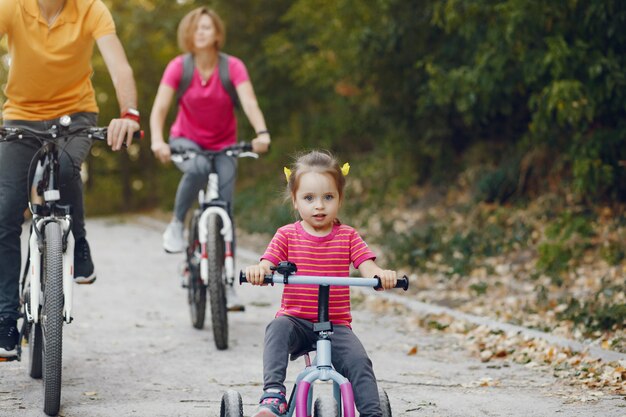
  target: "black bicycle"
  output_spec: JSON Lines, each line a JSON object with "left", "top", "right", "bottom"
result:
{"left": 0, "top": 115, "right": 140, "bottom": 416}
{"left": 171, "top": 143, "right": 257, "bottom": 350}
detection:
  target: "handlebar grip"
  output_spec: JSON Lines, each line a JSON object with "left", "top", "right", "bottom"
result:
{"left": 239, "top": 271, "right": 274, "bottom": 285}
{"left": 373, "top": 275, "right": 409, "bottom": 291}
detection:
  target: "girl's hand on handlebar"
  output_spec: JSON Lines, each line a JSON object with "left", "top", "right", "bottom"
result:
{"left": 377, "top": 269, "right": 398, "bottom": 291}
{"left": 151, "top": 142, "right": 171, "bottom": 164}
{"left": 358, "top": 260, "right": 397, "bottom": 290}
{"left": 107, "top": 118, "right": 140, "bottom": 151}
{"left": 245, "top": 262, "right": 273, "bottom": 285}
{"left": 251, "top": 135, "right": 270, "bottom": 154}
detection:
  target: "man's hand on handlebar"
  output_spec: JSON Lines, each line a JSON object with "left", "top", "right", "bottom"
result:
{"left": 107, "top": 118, "right": 140, "bottom": 151}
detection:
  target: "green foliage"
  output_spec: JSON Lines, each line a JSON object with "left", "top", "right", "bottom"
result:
{"left": 536, "top": 210, "right": 595, "bottom": 280}
{"left": 380, "top": 204, "right": 533, "bottom": 277}
{"left": 559, "top": 298, "right": 626, "bottom": 333}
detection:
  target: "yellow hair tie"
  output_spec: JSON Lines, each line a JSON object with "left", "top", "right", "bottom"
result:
{"left": 341, "top": 162, "right": 350, "bottom": 176}
{"left": 284, "top": 167, "right": 292, "bottom": 182}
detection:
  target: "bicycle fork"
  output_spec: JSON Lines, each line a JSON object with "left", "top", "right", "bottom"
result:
{"left": 26, "top": 216, "right": 74, "bottom": 325}
{"left": 293, "top": 336, "right": 356, "bottom": 417}
{"left": 197, "top": 206, "right": 234, "bottom": 286}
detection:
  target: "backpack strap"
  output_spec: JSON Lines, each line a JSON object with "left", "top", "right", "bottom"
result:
{"left": 218, "top": 52, "right": 240, "bottom": 110}
{"left": 176, "top": 52, "right": 240, "bottom": 110}
{"left": 176, "top": 53, "right": 195, "bottom": 105}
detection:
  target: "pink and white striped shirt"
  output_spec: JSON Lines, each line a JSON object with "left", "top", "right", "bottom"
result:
{"left": 261, "top": 221, "right": 376, "bottom": 327}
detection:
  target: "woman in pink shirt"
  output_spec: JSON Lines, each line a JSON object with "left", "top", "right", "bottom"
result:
{"left": 149, "top": 7, "right": 270, "bottom": 309}
{"left": 245, "top": 150, "right": 397, "bottom": 417}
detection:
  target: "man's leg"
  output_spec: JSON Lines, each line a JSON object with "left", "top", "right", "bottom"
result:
{"left": 0, "top": 127, "right": 38, "bottom": 356}
{"left": 58, "top": 113, "right": 97, "bottom": 284}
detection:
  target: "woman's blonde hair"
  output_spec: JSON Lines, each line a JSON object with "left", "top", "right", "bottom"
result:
{"left": 177, "top": 7, "right": 225, "bottom": 53}
{"left": 286, "top": 150, "right": 347, "bottom": 202}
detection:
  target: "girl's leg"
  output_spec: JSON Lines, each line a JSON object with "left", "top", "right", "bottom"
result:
{"left": 262, "top": 316, "right": 315, "bottom": 393}
{"left": 330, "top": 325, "right": 382, "bottom": 417}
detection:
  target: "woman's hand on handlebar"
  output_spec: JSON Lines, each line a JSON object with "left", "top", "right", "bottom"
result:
{"left": 245, "top": 261, "right": 274, "bottom": 285}
{"left": 107, "top": 118, "right": 140, "bottom": 151}
{"left": 151, "top": 141, "right": 171, "bottom": 164}
{"left": 251, "top": 134, "right": 270, "bottom": 154}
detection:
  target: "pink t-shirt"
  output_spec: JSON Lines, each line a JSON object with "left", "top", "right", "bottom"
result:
{"left": 161, "top": 54, "right": 250, "bottom": 150}
{"left": 261, "top": 221, "right": 376, "bottom": 327}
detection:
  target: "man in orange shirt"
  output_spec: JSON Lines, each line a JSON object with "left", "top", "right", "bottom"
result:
{"left": 0, "top": 0, "right": 140, "bottom": 357}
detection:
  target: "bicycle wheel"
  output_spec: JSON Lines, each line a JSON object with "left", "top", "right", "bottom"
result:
{"left": 28, "top": 321, "right": 43, "bottom": 379}
{"left": 378, "top": 387, "right": 392, "bottom": 417}
{"left": 42, "top": 221, "right": 64, "bottom": 416}
{"left": 23, "top": 276, "right": 43, "bottom": 379}
{"left": 186, "top": 212, "right": 206, "bottom": 329}
{"left": 314, "top": 396, "right": 339, "bottom": 417}
{"left": 207, "top": 213, "right": 228, "bottom": 350}
{"left": 220, "top": 389, "right": 243, "bottom": 417}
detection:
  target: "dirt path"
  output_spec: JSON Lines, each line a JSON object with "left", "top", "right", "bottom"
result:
{"left": 0, "top": 216, "right": 623, "bottom": 416}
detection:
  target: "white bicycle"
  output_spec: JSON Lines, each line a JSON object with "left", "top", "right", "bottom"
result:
{"left": 0, "top": 116, "right": 140, "bottom": 416}
{"left": 171, "top": 143, "right": 258, "bottom": 350}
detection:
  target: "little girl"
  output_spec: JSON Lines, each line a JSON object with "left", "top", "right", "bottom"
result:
{"left": 245, "top": 150, "right": 397, "bottom": 417}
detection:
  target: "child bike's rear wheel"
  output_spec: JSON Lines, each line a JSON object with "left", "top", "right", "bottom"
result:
{"left": 207, "top": 213, "right": 228, "bottom": 350}
{"left": 220, "top": 389, "right": 243, "bottom": 417}
{"left": 42, "top": 222, "right": 64, "bottom": 416}
{"left": 187, "top": 212, "right": 207, "bottom": 329}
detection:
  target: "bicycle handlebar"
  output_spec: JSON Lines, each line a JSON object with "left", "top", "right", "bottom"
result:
{"left": 170, "top": 142, "right": 258, "bottom": 163}
{"left": 239, "top": 271, "right": 409, "bottom": 291}
{"left": 0, "top": 126, "right": 143, "bottom": 142}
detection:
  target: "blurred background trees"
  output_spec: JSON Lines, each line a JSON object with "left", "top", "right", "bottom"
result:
{"left": 0, "top": 0, "right": 624, "bottom": 346}
{"left": 1, "top": 0, "right": 624, "bottom": 250}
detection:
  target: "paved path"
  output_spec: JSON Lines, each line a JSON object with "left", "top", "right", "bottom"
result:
{"left": 0, "top": 216, "right": 623, "bottom": 416}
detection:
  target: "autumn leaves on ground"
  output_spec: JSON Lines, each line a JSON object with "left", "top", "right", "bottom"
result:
{"left": 353, "top": 189, "right": 626, "bottom": 398}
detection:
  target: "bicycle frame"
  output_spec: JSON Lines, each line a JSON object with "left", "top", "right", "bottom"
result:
{"left": 173, "top": 145, "right": 257, "bottom": 287}
{"left": 24, "top": 133, "right": 77, "bottom": 327}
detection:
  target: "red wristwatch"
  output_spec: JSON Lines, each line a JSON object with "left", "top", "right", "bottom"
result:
{"left": 122, "top": 108, "right": 140, "bottom": 124}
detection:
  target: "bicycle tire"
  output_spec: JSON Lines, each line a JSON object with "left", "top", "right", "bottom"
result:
{"left": 28, "top": 321, "right": 43, "bottom": 379}
{"left": 42, "top": 222, "right": 64, "bottom": 416}
{"left": 314, "top": 396, "right": 339, "bottom": 417}
{"left": 220, "top": 389, "right": 243, "bottom": 417}
{"left": 187, "top": 211, "right": 206, "bottom": 329}
{"left": 207, "top": 213, "right": 228, "bottom": 350}
{"left": 379, "top": 387, "right": 392, "bottom": 417}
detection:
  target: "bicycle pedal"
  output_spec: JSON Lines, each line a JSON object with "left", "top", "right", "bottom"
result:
{"left": 0, "top": 354, "right": 20, "bottom": 362}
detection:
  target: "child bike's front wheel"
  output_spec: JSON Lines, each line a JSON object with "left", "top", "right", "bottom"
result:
{"left": 187, "top": 212, "right": 207, "bottom": 329}
{"left": 207, "top": 213, "right": 228, "bottom": 350}
{"left": 314, "top": 396, "right": 339, "bottom": 417}
{"left": 220, "top": 389, "right": 243, "bottom": 417}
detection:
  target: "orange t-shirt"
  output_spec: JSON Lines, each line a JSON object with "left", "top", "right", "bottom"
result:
{"left": 0, "top": 0, "right": 115, "bottom": 120}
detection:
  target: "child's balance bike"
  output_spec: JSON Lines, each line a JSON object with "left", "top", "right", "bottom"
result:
{"left": 220, "top": 261, "right": 409, "bottom": 417}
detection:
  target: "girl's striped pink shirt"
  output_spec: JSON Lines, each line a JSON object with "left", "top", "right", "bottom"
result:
{"left": 261, "top": 221, "right": 376, "bottom": 327}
